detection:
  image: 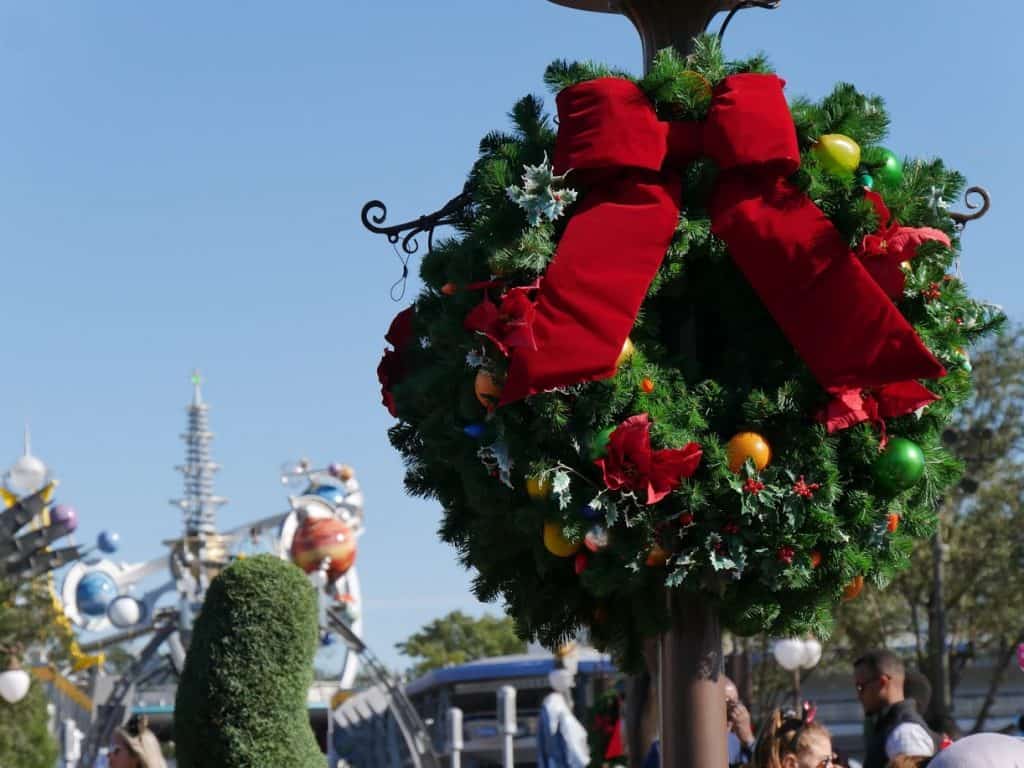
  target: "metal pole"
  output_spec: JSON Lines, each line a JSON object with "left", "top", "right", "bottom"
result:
{"left": 497, "top": 685, "right": 517, "bottom": 768}
{"left": 448, "top": 707, "right": 463, "bottom": 768}
{"left": 793, "top": 667, "right": 801, "bottom": 711}
{"left": 659, "top": 589, "right": 727, "bottom": 768}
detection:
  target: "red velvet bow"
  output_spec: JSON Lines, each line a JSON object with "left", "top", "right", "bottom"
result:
{"left": 818, "top": 382, "right": 937, "bottom": 445}
{"left": 497, "top": 75, "right": 945, "bottom": 420}
{"left": 857, "top": 190, "right": 952, "bottom": 299}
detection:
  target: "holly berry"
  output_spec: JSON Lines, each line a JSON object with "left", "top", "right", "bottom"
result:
{"left": 793, "top": 476, "right": 821, "bottom": 499}
{"left": 777, "top": 546, "right": 795, "bottom": 565}
{"left": 722, "top": 522, "right": 740, "bottom": 535}
{"left": 887, "top": 513, "right": 900, "bottom": 533}
{"left": 640, "top": 377, "right": 655, "bottom": 394}
{"left": 743, "top": 477, "right": 765, "bottom": 495}
{"left": 679, "top": 512, "right": 694, "bottom": 526}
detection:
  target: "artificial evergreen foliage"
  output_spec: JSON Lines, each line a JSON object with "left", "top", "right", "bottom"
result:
{"left": 174, "top": 555, "right": 322, "bottom": 768}
{"left": 0, "top": 682, "right": 58, "bottom": 768}
{"left": 381, "top": 37, "right": 1003, "bottom": 668}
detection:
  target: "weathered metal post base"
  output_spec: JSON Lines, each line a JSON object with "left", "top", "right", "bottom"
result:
{"left": 658, "top": 589, "right": 726, "bottom": 768}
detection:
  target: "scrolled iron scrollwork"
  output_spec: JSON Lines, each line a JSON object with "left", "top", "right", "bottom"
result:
{"left": 949, "top": 186, "right": 991, "bottom": 231}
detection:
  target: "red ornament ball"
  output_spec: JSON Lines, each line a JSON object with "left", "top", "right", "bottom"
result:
{"left": 776, "top": 546, "right": 795, "bottom": 565}
{"left": 290, "top": 516, "right": 357, "bottom": 581}
{"left": 640, "top": 377, "right": 655, "bottom": 394}
{"left": 574, "top": 552, "right": 589, "bottom": 575}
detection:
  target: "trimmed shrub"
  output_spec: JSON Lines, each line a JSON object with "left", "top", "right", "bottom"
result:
{"left": 174, "top": 555, "right": 322, "bottom": 767}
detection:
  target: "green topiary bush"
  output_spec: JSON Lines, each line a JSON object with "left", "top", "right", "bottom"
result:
{"left": 174, "top": 554, "right": 322, "bottom": 768}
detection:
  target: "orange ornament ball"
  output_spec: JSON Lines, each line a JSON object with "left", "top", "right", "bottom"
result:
{"left": 640, "top": 377, "right": 655, "bottom": 394}
{"left": 543, "top": 522, "right": 581, "bottom": 558}
{"left": 645, "top": 544, "right": 669, "bottom": 568}
{"left": 474, "top": 370, "right": 503, "bottom": 411}
{"left": 441, "top": 282, "right": 458, "bottom": 296}
{"left": 290, "top": 516, "right": 357, "bottom": 581}
{"left": 886, "top": 513, "right": 901, "bottom": 533}
{"left": 726, "top": 432, "right": 772, "bottom": 474}
{"left": 842, "top": 575, "right": 865, "bottom": 602}
{"left": 809, "top": 550, "right": 823, "bottom": 569}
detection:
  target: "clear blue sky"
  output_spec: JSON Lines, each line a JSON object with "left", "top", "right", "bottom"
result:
{"left": 0, "top": 0, "right": 1018, "bottom": 671}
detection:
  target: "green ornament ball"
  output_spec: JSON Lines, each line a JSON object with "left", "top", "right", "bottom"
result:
{"left": 872, "top": 437, "right": 925, "bottom": 494}
{"left": 588, "top": 426, "right": 616, "bottom": 461}
{"left": 857, "top": 173, "right": 874, "bottom": 190}
{"left": 876, "top": 149, "right": 903, "bottom": 186}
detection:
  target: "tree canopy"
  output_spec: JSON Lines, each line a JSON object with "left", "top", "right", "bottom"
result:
{"left": 396, "top": 610, "right": 527, "bottom": 678}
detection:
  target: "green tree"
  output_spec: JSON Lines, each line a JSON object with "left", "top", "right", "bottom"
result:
{"left": 0, "top": 575, "right": 67, "bottom": 768}
{"left": 174, "top": 555, "right": 322, "bottom": 768}
{"left": 831, "top": 326, "right": 1024, "bottom": 732}
{"left": 396, "top": 611, "right": 527, "bottom": 678}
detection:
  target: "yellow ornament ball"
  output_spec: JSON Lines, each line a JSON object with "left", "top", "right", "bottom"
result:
{"left": 812, "top": 134, "right": 861, "bottom": 177}
{"left": 474, "top": 370, "right": 503, "bottom": 411}
{"left": 615, "top": 337, "right": 636, "bottom": 369}
{"left": 543, "top": 522, "right": 581, "bottom": 558}
{"left": 726, "top": 432, "right": 772, "bottom": 473}
{"left": 526, "top": 474, "right": 552, "bottom": 500}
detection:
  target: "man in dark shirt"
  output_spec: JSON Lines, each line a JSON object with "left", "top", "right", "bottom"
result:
{"left": 854, "top": 650, "right": 937, "bottom": 768}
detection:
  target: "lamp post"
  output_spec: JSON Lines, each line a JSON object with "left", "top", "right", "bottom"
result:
{"left": 546, "top": 0, "right": 772, "bottom": 71}
{"left": 772, "top": 638, "right": 822, "bottom": 709}
{"left": 0, "top": 653, "right": 31, "bottom": 705}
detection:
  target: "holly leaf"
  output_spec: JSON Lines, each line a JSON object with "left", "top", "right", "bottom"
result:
{"left": 551, "top": 469, "right": 572, "bottom": 510}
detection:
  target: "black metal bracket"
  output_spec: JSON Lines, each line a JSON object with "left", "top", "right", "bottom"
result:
{"left": 718, "top": 1, "right": 781, "bottom": 40}
{"left": 949, "top": 186, "right": 991, "bottom": 231}
{"left": 361, "top": 191, "right": 472, "bottom": 257}
{"left": 361, "top": 190, "right": 473, "bottom": 300}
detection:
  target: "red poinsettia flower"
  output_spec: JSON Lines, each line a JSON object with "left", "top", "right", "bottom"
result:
{"left": 377, "top": 307, "right": 414, "bottom": 417}
{"left": 856, "top": 190, "right": 951, "bottom": 299}
{"left": 464, "top": 283, "right": 538, "bottom": 356}
{"left": 595, "top": 414, "right": 702, "bottom": 505}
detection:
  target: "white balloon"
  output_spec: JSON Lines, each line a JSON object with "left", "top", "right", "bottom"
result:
{"left": 0, "top": 669, "right": 31, "bottom": 703}
{"left": 6, "top": 455, "right": 47, "bottom": 495}
{"left": 801, "top": 638, "right": 823, "bottom": 669}
{"left": 772, "top": 638, "right": 806, "bottom": 671}
{"left": 107, "top": 596, "right": 142, "bottom": 628}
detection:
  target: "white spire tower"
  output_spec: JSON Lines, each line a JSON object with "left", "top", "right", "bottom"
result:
{"left": 170, "top": 370, "right": 227, "bottom": 535}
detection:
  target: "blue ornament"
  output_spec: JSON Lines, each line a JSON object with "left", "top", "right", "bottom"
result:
{"left": 463, "top": 423, "right": 486, "bottom": 439}
{"left": 76, "top": 572, "right": 118, "bottom": 617}
{"left": 310, "top": 485, "right": 346, "bottom": 506}
{"left": 320, "top": 632, "right": 336, "bottom": 647}
{"left": 97, "top": 530, "right": 120, "bottom": 554}
{"left": 580, "top": 504, "right": 602, "bottom": 521}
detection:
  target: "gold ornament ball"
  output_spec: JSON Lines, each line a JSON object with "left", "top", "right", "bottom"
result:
{"left": 726, "top": 432, "right": 772, "bottom": 473}
{"left": 615, "top": 337, "right": 636, "bottom": 369}
{"left": 526, "top": 474, "right": 552, "bottom": 500}
{"left": 474, "top": 370, "right": 503, "bottom": 411}
{"left": 543, "top": 521, "right": 581, "bottom": 558}
{"left": 812, "top": 134, "right": 861, "bottom": 177}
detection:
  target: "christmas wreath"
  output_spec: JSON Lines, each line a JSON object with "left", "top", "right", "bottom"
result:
{"left": 377, "top": 37, "right": 1002, "bottom": 667}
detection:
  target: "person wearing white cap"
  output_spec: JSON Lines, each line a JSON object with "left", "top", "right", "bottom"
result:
{"left": 537, "top": 667, "right": 591, "bottom": 768}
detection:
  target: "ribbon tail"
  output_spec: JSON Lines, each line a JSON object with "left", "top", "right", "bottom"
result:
{"left": 500, "top": 172, "right": 680, "bottom": 404}
{"left": 712, "top": 174, "right": 946, "bottom": 392}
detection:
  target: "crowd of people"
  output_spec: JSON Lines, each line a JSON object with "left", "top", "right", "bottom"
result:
{"left": 724, "top": 648, "right": 1024, "bottom": 768}
{"left": 567, "top": 648, "right": 1024, "bottom": 768}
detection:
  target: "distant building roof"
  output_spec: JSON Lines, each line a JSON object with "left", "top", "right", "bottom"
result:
{"left": 404, "top": 646, "right": 616, "bottom": 696}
